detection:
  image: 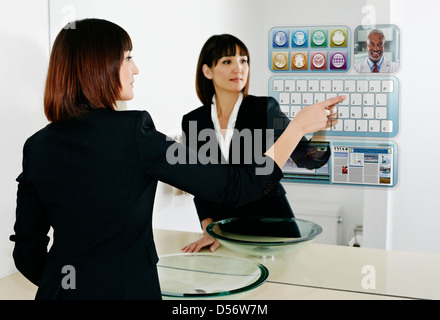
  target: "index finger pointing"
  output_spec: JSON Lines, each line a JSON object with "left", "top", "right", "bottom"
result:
{"left": 324, "top": 95, "right": 346, "bottom": 107}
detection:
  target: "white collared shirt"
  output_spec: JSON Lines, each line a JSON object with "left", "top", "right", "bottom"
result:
{"left": 210, "top": 92, "right": 243, "bottom": 161}
{"left": 367, "top": 56, "right": 384, "bottom": 71}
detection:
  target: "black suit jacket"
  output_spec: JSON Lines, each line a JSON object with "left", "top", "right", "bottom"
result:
{"left": 10, "top": 109, "right": 282, "bottom": 299}
{"left": 182, "top": 95, "right": 330, "bottom": 222}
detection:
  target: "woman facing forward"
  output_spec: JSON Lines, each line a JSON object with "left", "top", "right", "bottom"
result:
{"left": 10, "top": 20, "right": 343, "bottom": 299}
{"left": 182, "top": 34, "right": 336, "bottom": 253}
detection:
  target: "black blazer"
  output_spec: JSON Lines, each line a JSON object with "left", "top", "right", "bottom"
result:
{"left": 10, "top": 109, "right": 282, "bottom": 300}
{"left": 182, "top": 95, "right": 330, "bottom": 222}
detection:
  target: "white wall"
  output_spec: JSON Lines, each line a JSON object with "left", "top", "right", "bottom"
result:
{"left": 0, "top": 0, "right": 50, "bottom": 277}
{"left": 385, "top": 0, "right": 440, "bottom": 253}
{"left": 2, "top": 0, "right": 440, "bottom": 278}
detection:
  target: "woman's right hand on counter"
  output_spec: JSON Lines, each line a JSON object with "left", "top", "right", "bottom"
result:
{"left": 181, "top": 233, "right": 220, "bottom": 253}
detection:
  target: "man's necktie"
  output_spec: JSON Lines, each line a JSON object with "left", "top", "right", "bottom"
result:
{"left": 372, "top": 63, "right": 379, "bottom": 73}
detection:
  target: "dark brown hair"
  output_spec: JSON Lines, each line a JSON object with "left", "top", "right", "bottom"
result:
{"left": 195, "top": 34, "right": 250, "bottom": 106}
{"left": 44, "top": 18, "right": 132, "bottom": 122}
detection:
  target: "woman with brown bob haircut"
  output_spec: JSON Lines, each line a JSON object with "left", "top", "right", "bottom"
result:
{"left": 44, "top": 19, "right": 133, "bottom": 122}
{"left": 10, "top": 18, "right": 344, "bottom": 299}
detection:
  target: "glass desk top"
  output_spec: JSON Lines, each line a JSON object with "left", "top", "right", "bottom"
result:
{"left": 153, "top": 229, "right": 440, "bottom": 300}
{"left": 157, "top": 253, "right": 269, "bottom": 298}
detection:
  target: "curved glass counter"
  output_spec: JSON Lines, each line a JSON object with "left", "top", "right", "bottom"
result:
{"left": 157, "top": 253, "right": 269, "bottom": 298}
{"left": 207, "top": 217, "right": 322, "bottom": 257}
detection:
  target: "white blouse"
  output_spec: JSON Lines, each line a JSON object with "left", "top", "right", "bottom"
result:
{"left": 210, "top": 92, "right": 243, "bottom": 161}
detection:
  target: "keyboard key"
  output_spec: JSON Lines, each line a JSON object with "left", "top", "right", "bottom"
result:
{"left": 376, "top": 107, "right": 387, "bottom": 119}
{"left": 382, "top": 80, "right": 394, "bottom": 93}
{"left": 279, "top": 92, "right": 289, "bottom": 104}
{"left": 339, "top": 94, "right": 349, "bottom": 105}
{"left": 363, "top": 93, "right": 374, "bottom": 106}
{"left": 314, "top": 93, "right": 326, "bottom": 103}
{"left": 308, "top": 80, "right": 319, "bottom": 92}
{"left": 376, "top": 94, "right": 387, "bottom": 106}
{"left": 296, "top": 80, "right": 307, "bottom": 92}
{"left": 338, "top": 106, "right": 349, "bottom": 118}
{"left": 344, "top": 119, "right": 355, "bottom": 131}
{"left": 357, "top": 120, "right": 368, "bottom": 132}
{"left": 285, "top": 80, "right": 295, "bottom": 91}
{"left": 351, "top": 93, "right": 362, "bottom": 105}
{"left": 382, "top": 120, "right": 393, "bottom": 133}
{"left": 332, "top": 120, "right": 343, "bottom": 131}
{"left": 344, "top": 80, "right": 356, "bottom": 92}
{"left": 357, "top": 80, "right": 368, "bottom": 92}
{"left": 326, "top": 93, "right": 337, "bottom": 100}
{"left": 302, "top": 93, "right": 313, "bottom": 105}
{"left": 280, "top": 105, "right": 289, "bottom": 116}
{"left": 291, "top": 105, "right": 301, "bottom": 117}
{"left": 363, "top": 107, "right": 374, "bottom": 119}
{"left": 350, "top": 107, "right": 362, "bottom": 118}
{"left": 273, "top": 80, "right": 284, "bottom": 91}
{"left": 369, "top": 120, "right": 380, "bottom": 132}
{"left": 332, "top": 80, "right": 343, "bottom": 92}
{"left": 369, "top": 80, "right": 381, "bottom": 92}
{"left": 320, "top": 80, "right": 331, "bottom": 92}
{"left": 291, "top": 93, "right": 301, "bottom": 104}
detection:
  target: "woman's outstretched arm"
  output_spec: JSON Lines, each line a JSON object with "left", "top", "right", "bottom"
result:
{"left": 265, "top": 95, "right": 344, "bottom": 169}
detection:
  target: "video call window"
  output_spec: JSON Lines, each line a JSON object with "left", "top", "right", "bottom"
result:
{"left": 353, "top": 24, "right": 400, "bottom": 73}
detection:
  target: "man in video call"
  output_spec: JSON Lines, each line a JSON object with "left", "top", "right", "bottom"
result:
{"left": 355, "top": 29, "right": 399, "bottom": 73}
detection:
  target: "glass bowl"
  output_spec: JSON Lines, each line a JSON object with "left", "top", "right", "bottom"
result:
{"left": 206, "top": 217, "right": 322, "bottom": 257}
{"left": 157, "top": 253, "right": 269, "bottom": 299}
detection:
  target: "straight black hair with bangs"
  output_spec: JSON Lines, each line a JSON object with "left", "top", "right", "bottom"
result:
{"left": 195, "top": 34, "right": 250, "bottom": 106}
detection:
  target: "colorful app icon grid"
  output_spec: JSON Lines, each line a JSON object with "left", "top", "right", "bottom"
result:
{"left": 269, "top": 26, "right": 351, "bottom": 73}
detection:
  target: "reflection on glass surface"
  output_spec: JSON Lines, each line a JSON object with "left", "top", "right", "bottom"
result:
{"left": 207, "top": 217, "right": 322, "bottom": 257}
{"left": 157, "top": 253, "right": 268, "bottom": 298}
